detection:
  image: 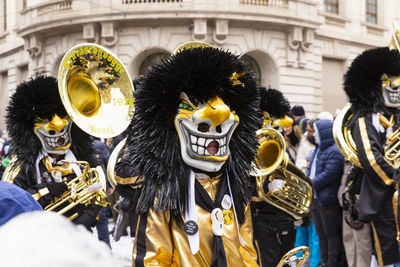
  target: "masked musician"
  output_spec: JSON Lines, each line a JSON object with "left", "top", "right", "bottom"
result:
{"left": 251, "top": 87, "right": 298, "bottom": 266}
{"left": 343, "top": 47, "right": 400, "bottom": 266}
{"left": 4, "top": 76, "right": 102, "bottom": 229}
{"left": 114, "top": 45, "right": 260, "bottom": 266}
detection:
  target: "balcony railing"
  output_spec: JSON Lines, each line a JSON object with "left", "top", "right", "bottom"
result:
{"left": 18, "top": 0, "right": 317, "bottom": 37}
{"left": 122, "top": 0, "right": 182, "bottom": 3}
{"left": 36, "top": 0, "right": 72, "bottom": 16}
{"left": 239, "top": 0, "right": 288, "bottom": 8}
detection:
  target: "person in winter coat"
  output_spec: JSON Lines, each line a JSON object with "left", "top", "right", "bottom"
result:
{"left": 308, "top": 119, "right": 344, "bottom": 267}
{"left": 294, "top": 120, "right": 320, "bottom": 267}
{"left": 283, "top": 122, "right": 303, "bottom": 163}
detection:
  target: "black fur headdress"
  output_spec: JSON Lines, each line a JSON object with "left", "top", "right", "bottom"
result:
{"left": 117, "top": 47, "right": 261, "bottom": 220}
{"left": 344, "top": 47, "right": 400, "bottom": 115}
{"left": 6, "top": 76, "right": 93, "bottom": 173}
{"left": 260, "top": 87, "right": 290, "bottom": 118}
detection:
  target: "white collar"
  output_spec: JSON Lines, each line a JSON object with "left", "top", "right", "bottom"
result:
{"left": 184, "top": 170, "right": 244, "bottom": 255}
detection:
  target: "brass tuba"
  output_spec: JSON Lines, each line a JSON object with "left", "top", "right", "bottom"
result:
{"left": 334, "top": 103, "right": 400, "bottom": 170}
{"left": 47, "top": 43, "right": 135, "bottom": 217}
{"left": 384, "top": 127, "right": 400, "bottom": 168}
{"left": 44, "top": 161, "right": 108, "bottom": 220}
{"left": 252, "top": 128, "right": 313, "bottom": 220}
{"left": 332, "top": 103, "right": 362, "bottom": 168}
{"left": 58, "top": 43, "right": 134, "bottom": 138}
{"left": 276, "top": 246, "right": 310, "bottom": 267}
{"left": 107, "top": 138, "right": 127, "bottom": 188}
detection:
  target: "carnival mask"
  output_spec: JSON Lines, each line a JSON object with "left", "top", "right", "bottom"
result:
{"left": 34, "top": 114, "right": 72, "bottom": 155}
{"left": 262, "top": 112, "right": 293, "bottom": 129}
{"left": 382, "top": 74, "right": 400, "bottom": 108}
{"left": 174, "top": 93, "right": 239, "bottom": 172}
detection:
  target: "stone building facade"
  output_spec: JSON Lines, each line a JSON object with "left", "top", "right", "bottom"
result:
{"left": 0, "top": 0, "right": 399, "bottom": 128}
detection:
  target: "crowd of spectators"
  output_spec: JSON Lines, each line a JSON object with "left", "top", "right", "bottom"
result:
{"left": 282, "top": 104, "right": 400, "bottom": 267}
{"left": 0, "top": 130, "right": 10, "bottom": 178}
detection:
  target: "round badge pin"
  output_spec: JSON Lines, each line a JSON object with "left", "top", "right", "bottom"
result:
{"left": 221, "top": 194, "right": 232, "bottom": 210}
{"left": 184, "top": 220, "right": 199, "bottom": 236}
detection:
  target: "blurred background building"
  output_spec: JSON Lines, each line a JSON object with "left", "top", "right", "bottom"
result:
{"left": 0, "top": 0, "right": 399, "bottom": 128}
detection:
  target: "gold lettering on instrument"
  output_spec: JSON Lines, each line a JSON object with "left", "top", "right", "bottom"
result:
{"left": 64, "top": 45, "right": 126, "bottom": 74}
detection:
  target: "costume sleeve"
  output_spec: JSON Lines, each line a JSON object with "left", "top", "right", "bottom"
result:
{"left": 12, "top": 171, "right": 57, "bottom": 208}
{"left": 132, "top": 210, "right": 173, "bottom": 267}
{"left": 239, "top": 204, "right": 258, "bottom": 267}
{"left": 114, "top": 156, "right": 144, "bottom": 205}
{"left": 353, "top": 116, "right": 396, "bottom": 186}
{"left": 312, "top": 150, "right": 344, "bottom": 191}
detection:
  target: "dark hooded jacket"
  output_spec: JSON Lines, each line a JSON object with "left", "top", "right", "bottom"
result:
{"left": 308, "top": 120, "right": 344, "bottom": 206}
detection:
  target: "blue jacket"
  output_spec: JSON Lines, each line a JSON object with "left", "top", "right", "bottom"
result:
{"left": 308, "top": 120, "right": 344, "bottom": 206}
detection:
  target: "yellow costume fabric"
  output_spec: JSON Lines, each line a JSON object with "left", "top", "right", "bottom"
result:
{"left": 132, "top": 175, "right": 258, "bottom": 267}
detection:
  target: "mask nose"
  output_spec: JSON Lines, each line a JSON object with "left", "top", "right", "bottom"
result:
{"left": 196, "top": 97, "right": 231, "bottom": 128}
{"left": 391, "top": 77, "right": 400, "bottom": 89}
{"left": 46, "top": 114, "right": 66, "bottom": 132}
{"left": 272, "top": 115, "right": 293, "bottom": 128}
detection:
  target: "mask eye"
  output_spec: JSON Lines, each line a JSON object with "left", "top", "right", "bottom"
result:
{"left": 180, "top": 102, "right": 195, "bottom": 111}
{"left": 34, "top": 118, "right": 45, "bottom": 124}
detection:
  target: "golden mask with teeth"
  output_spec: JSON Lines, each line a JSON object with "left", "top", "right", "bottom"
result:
{"left": 174, "top": 93, "right": 239, "bottom": 172}
{"left": 381, "top": 73, "right": 400, "bottom": 108}
{"left": 33, "top": 114, "right": 72, "bottom": 155}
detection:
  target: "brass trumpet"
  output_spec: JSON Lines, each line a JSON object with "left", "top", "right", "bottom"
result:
{"left": 44, "top": 161, "right": 108, "bottom": 220}
{"left": 252, "top": 128, "right": 313, "bottom": 220}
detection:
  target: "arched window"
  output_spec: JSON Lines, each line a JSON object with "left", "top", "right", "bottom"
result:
{"left": 241, "top": 54, "right": 261, "bottom": 86}
{"left": 138, "top": 52, "right": 169, "bottom": 76}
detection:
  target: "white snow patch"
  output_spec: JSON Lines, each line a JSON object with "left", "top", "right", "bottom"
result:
{"left": 0, "top": 211, "right": 127, "bottom": 267}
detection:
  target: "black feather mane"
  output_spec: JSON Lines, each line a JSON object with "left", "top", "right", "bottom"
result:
{"left": 6, "top": 75, "right": 93, "bottom": 174}
{"left": 260, "top": 87, "right": 290, "bottom": 118}
{"left": 344, "top": 47, "right": 400, "bottom": 115}
{"left": 116, "top": 47, "right": 262, "bottom": 222}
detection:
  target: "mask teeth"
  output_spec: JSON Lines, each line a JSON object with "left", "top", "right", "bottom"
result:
{"left": 44, "top": 132, "right": 69, "bottom": 149}
{"left": 388, "top": 91, "right": 400, "bottom": 103}
{"left": 189, "top": 134, "right": 227, "bottom": 156}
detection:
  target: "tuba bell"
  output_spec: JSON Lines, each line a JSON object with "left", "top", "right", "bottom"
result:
{"left": 58, "top": 43, "right": 134, "bottom": 139}
{"left": 332, "top": 103, "right": 362, "bottom": 168}
{"left": 252, "top": 128, "right": 313, "bottom": 220}
{"left": 107, "top": 138, "right": 127, "bottom": 188}
{"left": 46, "top": 43, "right": 135, "bottom": 217}
{"left": 276, "top": 246, "right": 310, "bottom": 267}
